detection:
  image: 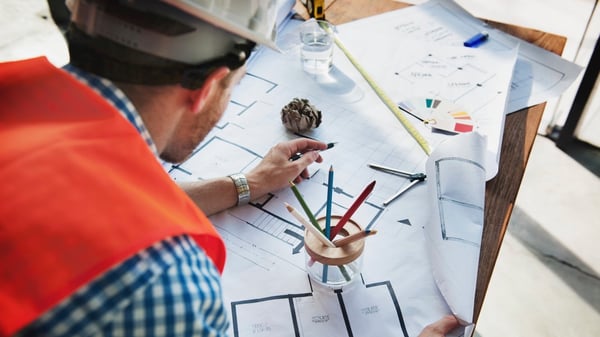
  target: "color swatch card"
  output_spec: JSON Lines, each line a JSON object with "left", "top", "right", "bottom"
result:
{"left": 398, "top": 97, "right": 476, "bottom": 134}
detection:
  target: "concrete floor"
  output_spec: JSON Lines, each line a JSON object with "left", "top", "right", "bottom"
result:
{"left": 1, "top": 1, "right": 599, "bottom": 336}
{"left": 475, "top": 135, "right": 600, "bottom": 337}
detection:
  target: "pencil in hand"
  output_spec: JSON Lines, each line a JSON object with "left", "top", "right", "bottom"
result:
{"left": 289, "top": 142, "right": 337, "bottom": 161}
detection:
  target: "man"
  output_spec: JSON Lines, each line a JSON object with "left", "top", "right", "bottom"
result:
{"left": 0, "top": 0, "right": 458, "bottom": 335}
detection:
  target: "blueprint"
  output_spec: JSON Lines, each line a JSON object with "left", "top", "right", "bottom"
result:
{"left": 333, "top": 34, "right": 517, "bottom": 179}
{"left": 160, "top": 1, "right": 574, "bottom": 336}
{"left": 167, "top": 30, "right": 478, "bottom": 337}
{"left": 425, "top": 132, "right": 487, "bottom": 329}
{"left": 339, "top": 0, "right": 582, "bottom": 114}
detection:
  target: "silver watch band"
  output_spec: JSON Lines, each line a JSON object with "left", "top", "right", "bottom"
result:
{"left": 228, "top": 173, "right": 250, "bottom": 206}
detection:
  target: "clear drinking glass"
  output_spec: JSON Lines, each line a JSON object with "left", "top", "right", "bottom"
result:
{"left": 304, "top": 216, "right": 364, "bottom": 289}
{"left": 299, "top": 19, "right": 335, "bottom": 74}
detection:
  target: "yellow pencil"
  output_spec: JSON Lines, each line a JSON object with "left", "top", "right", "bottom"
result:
{"left": 332, "top": 229, "right": 377, "bottom": 247}
{"left": 285, "top": 202, "right": 335, "bottom": 248}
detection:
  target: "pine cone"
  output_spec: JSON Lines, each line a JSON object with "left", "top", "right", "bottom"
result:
{"left": 280, "top": 98, "right": 322, "bottom": 132}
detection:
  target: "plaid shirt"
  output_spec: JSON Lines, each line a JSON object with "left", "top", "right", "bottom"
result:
{"left": 16, "top": 65, "right": 229, "bottom": 337}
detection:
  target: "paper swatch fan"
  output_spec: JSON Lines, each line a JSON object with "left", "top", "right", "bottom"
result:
{"left": 399, "top": 97, "right": 476, "bottom": 134}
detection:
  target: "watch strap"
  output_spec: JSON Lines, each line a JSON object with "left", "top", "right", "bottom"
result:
{"left": 228, "top": 173, "right": 250, "bottom": 206}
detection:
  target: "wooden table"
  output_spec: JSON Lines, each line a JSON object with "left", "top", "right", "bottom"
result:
{"left": 294, "top": 0, "right": 567, "bottom": 323}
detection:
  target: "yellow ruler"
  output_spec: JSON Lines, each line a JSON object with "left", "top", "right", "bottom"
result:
{"left": 322, "top": 24, "right": 432, "bottom": 155}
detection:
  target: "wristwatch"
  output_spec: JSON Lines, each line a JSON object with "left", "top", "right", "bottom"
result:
{"left": 228, "top": 173, "right": 251, "bottom": 206}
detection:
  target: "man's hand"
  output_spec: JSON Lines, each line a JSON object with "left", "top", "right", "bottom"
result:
{"left": 246, "top": 138, "right": 328, "bottom": 199}
{"left": 418, "top": 315, "right": 460, "bottom": 337}
{"left": 179, "top": 138, "right": 328, "bottom": 216}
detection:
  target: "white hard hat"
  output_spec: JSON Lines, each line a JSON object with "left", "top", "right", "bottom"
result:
{"left": 67, "top": 0, "right": 279, "bottom": 65}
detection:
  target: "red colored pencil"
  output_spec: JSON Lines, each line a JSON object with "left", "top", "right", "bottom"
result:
{"left": 329, "top": 180, "right": 376, "bottom": 239}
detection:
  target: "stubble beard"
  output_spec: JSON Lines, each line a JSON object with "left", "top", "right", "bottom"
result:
{"left": 159, "top": 123, "right": 211, "bottom": 164}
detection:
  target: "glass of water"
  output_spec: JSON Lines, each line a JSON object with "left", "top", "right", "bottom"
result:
{"left": 300, "top": 19, "right": 335, "bottom": 75}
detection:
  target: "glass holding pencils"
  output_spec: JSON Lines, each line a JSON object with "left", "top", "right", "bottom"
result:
{"left": 287, "top": 169, "right": 376, "bottom": 290}
{"left": 304, "top": 215, "right": 367, "bottom": 289}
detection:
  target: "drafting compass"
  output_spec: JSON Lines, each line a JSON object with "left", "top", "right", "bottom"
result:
{"left": 368, "top": 163, "right": 426, "bottom": 206}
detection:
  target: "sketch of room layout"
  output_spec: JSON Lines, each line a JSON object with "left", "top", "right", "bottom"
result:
{"left": 337, "top": 27, "right": 515, "bottom": 179}
{"left": 392, "top": 49, "right": 505, "bottom": 138}
{"left": 157, "top": 3, "right": 579, "bottom": 335}
{"left": 208, "top": 175, "right": 416, "bottom": 337}
{"left": 206, "top": 175, "right": 424, "bottom": 337}
{"left": 163, "top": 22, "right": 486, "bottom": 334}
{"left": 230, "top": 278, "right": 410, "bottom": 337}
{"left": 388, "top": 3, "right": 534, "bottom": 102}
{"left": 339, "top": 0, "right": 580, "bottom": 114}
{"left": 216, "top": 174, "right": 385, "bottom": 271}
{"left": 166, "top": 67, "right": 431, "bottom": 206}
{"left": 394, "top": 51, "right": 500, "bottom": 104}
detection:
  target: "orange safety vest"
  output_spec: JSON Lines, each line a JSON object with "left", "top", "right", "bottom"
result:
{"left": 0, "top": 57, "right": 226, "bottom": 336}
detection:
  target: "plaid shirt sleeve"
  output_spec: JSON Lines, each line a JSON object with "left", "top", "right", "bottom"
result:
{"left": 16, "top": 235, "right": 229, "bottom": 337}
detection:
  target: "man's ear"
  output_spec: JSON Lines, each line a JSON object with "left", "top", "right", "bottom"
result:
{"left": 190, "top": 66, "right": 231, "bottom": 114}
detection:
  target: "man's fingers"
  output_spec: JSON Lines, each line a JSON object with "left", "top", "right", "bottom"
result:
{"left": 419, "top": 315, "right": 460, "bottom": 337}
{"left": 288, "top": 138, "right": 328, "bottom": 154}
{"left": 296, "top": 150, "right": 320, "bottom": 165}
{"left": 436, "top": 315, "right": 460, "bottom": 333}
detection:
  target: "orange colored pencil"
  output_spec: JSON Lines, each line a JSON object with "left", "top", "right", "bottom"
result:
{"left": 332, "top": 229, "right": 377, "bottom": 247}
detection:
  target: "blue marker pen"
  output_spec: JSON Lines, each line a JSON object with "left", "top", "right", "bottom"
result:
{"left": 463, "top": 31, "right": 489, "bottom": 48}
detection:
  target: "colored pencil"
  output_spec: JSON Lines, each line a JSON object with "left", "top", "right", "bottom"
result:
{"left": 333, "top": 229, "right": 377, "bottom": 247}
{"left": 323, "top": 166, "right": 334, "bottom": 285}
{"left": 289, "top": 181, "right": 323, "bottom": 232}
{"left": 289, "top": 142, "right": 337, "bottom": 161}
{"left": 285, "top": 203, "right": 335, "bottom": 248}
{"left": 325, "top": 165, "right": 334, "bottom": 239}
{"left": 329, "top": 180, "right": 376, "bottom": 239}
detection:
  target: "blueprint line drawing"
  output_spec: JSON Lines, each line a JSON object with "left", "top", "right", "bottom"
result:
{"left": 434, "top": 157, "right": 485, "bottom": 247}
{"left": 164, "top": 2, "right": 579, "bottom": 335}
{"left": 338, "top": 0, "right": 581, "bottom": 114}
{"left": 230, "top": 73, "right": 278, "bottom": 108}
{"left": 424, "top": 133, "right": 486, "bottom": 325}
{"left": 179, "top": 136, "right": 263, "bottom": 178}
{"left": 167, "top": 11, "right": 489, "bottom": 335}
{"left": 387, "top": 2, "right": 569, "bottom": 104}
{"left": 337, "top": 29, "right": 516, "bottom": 179}
{"left": 168, "top": 51, "right": 453, "bottom": 336}
{"left": 230, "top": 277, "right": 410, "bottom": 337}
{"left": 225, "top": 181, "right": 384, "bottom": 258}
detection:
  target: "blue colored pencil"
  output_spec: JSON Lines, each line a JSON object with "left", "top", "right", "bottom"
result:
{"left": 323, "top": 165, "right": 334, "bottom": 283}
{"left": 325, "top": 165, "right": 334, "bottom": 239}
